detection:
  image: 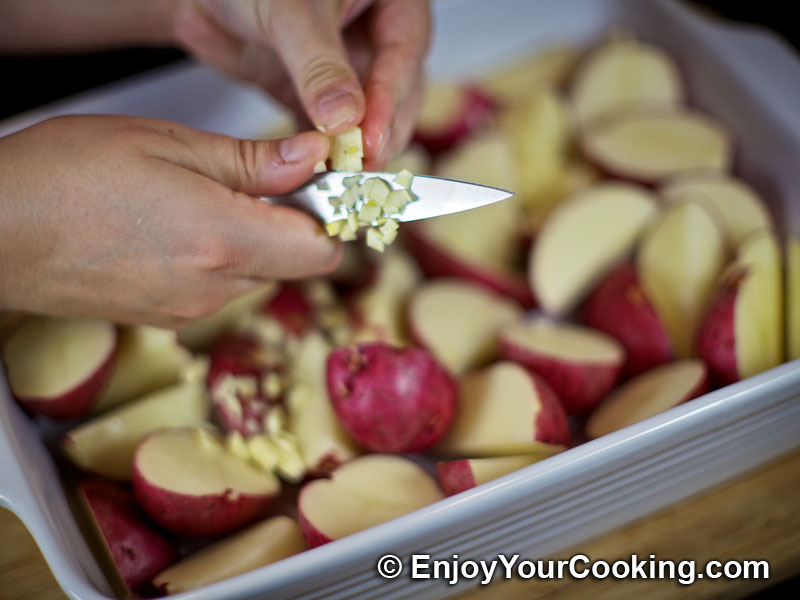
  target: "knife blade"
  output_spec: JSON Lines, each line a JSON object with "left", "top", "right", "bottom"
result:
{"left": 260, "top": 172, "right": 514, "bottom": 225}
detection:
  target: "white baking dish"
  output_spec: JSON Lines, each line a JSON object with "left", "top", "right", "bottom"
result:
{"left": 1, "top": 1, "right": 799, "bottom": 598}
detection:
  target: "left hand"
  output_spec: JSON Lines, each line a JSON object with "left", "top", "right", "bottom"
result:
{"left": 170, "top": 0, "right": 431, "bottom": 170}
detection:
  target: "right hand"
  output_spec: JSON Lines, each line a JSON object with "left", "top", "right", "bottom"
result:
{"left": 0, "top": 115, "right": 342, "bottom": 328}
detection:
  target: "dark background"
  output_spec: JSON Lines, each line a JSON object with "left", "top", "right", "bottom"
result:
{"left": 0, "top": 1, "right": 797, "bottom": 597}
{"left": 0, "top": 1, "right": 797, "bottom": 120}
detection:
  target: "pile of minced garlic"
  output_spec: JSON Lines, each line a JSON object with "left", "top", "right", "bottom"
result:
{"left": 324, "top": 127, "right": 417, "bottom": 252}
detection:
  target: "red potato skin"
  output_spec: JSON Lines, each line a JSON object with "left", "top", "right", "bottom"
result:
{"left": 131, "top": 459, "right": 274, "bottom": 537}
{"left": 326, "top": 343, "right": 458, "bottom": 453}
{"left": 582, "top": 263, "right": 672, "bottom": 377}
{"left": 531, "top": 375, "right": 571, "bottom": 447}
{"left": 79, "top": 478, "right": 178, "bottom": 594}
{"left": 207, "top": 334, "right": 282, "bottom": 436}
{"left": 499, "top": 337, "right": 622, "bottom": 416}
{"left": 14, "top": 338, "right": 117, "bottom": 420}
{"left": 412, "top": 87, "right": 497, "bottom": 155}
{"left": 403, "top": 227, "right": 536, "bottom": 309}
{"left": 436, "top": 460, "right": 477, "bottom": 496}
{"left": 297, "top": 502, "right": 334, "bottom": 549}
{"left": 261, "top": 282, "right": 314, "bottom": 337}
{"left": 696, "top": 280, "right": 739, "bottom": 386}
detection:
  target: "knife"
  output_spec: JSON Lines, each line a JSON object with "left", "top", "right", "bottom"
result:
{"left": 260, "top": 172, "right": 513, "bottom": 225}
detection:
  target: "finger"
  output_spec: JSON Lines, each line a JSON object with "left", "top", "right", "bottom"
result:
{"left": 140, "top": 147, "right": 343, "bottom": 286}
{"left": 360, "top": 0, "right": 431, "bottom": 165}
{"left": 172, "top": 5, "right": 248, "bottom": 76}
{"left": 156, "top": 127, "right": 330, "bottom": 197}
{"left": 268, "top": 0, "right": 366, "bottom": 134}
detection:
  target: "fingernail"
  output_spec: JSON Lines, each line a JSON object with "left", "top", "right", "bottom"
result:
{"left": 279, "top": 134, "right": 323, "bottom": 163}
{"left": 316, "top": 89, "right": 357, "bottom": 132}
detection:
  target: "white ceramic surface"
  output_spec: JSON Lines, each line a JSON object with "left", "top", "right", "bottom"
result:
{"left": 1, "top": 1, "right": 799, "bottom": 599}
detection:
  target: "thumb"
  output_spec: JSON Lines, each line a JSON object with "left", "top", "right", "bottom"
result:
{"left": 268, "top": 1, "right": 366, "bottom": 134}
{"left": 183, "top": 130, "right": 330, "bottom": 197}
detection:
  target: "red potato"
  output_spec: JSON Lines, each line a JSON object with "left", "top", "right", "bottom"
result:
{"left": 207, "top": 333, "right": 284, "bottom": 437}
{"left": 498, "top": 318, "right": 625, "bottom": 416}
{"left": 285, "top": 332, "right": 361, "bottom": 475}
{"left": 326, "top": 343, "right": 457, "bottom": 453}
{"left": 637, "top": 201, "right": 726, "bottom": 358}
{"left": 152, "top": 516, "right": 306, "bottom": 594}
{"left": 530, "top": 182, "right": 659, "bottom": 316}
{"left": 696, "top": 229, "right": 784, "bottom": 385}
{"left": 582, "top": 263, "right": 672, "bottom": 377}
{"left": 581, "top": 108, "right": 732, "bottom": 185}
{"left": 586, "top": 359, "right": 709, "bottom": 439}
{"left": 409, "top": 280, "right": 523, "bottom": 375}
{"left": 132, "top": 428, "right": 280, "bottom": 537}
{"left": 261, "top": 282, "right": 315, "bottom": 337}
{"left": 435, "top": 362, "right": 570, "bottom": 456}
{"left": 405, "top": 130, "right": 532, "bottom": 306}
{"left": 412, "top": 83, "right": 496, "bottom": 154}
{"left": 2, "top": 316, "right": 117, "bottom": 420}
{"left": 93, "top": 325, "right": 194, "bottom": 413}
{"left": 436, "top": 451, "right": 561, "bottom": 496}
{"left": 570, "top": 35, "right": 684, "bottom": 125}
{"left": 79, "top": 478, "right": 178, "bottom": 595}
{"left": 297, "top": 455, "right": 444, "bottom": 548}
{"left": 403, "top": 225, "right": 535, "bottom": 308}
{"left": 63, "top": 379, "right": 208, "bottom": 481}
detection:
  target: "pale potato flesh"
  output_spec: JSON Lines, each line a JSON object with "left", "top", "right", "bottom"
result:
{"left": 638, "top": 201, "right": 726, "bottom": 357}
{"left": 153, "top": 516, "right": 306, "bottom": 594}
{"left": 286, "top": 332, "right": 360, "bottom": 470}
{"left": 426, "top": 131, "right": 521, "bottom": 268}
{"left": 789, "top": 237, "right": 800, "bottom": 361}
{"left": 301, "top": 455, "right": 443, "bottom": 540}
{"left": 583, "top": 110, "right": 731, "bottom": 181}
{"left": 572, "top": 37, "right": 682, "bottom": 124}
{"left": 136, "top": 428, "right": 279, "bottom": 496}
{"left": 662, "top": 174, "right": 772, "bottom": 249}
{"left": 4, "top": 317, "right": 115, "bottom": 397}
{"left": 417, "top": 83, "right": 469, "bottom": 132}
{"left": 94, "top": 325, "right": 193, "bottom": 412}
{"left": 412, "top": 281, "right": 522, "bottom": 374}
{"left": 436, "top": 362, "right": 551, "bottom": 455}
{"left": 500, "top": 318, "right": 623, "bottom": 363}
{"left": 468, "top": 453, "right": 556, "bottom": 485}
{"left": 586, "top": 359, "right": 705, "bottom": 438}
{"left": 531, "top": 183, "right": 658, "bottom": 315}
{"left": 64, "top": 380, "right": 209, "bottom": 480}
{"left": 735, "top": 230, "right": 784, "bottom": 377}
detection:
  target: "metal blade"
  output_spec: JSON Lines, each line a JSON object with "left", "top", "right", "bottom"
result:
{"left": 397, "top": 174, "right": 513, "bottom": 222}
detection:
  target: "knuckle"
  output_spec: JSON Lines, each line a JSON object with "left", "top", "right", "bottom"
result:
{"left": 300, "top": 53, "right": 353, "bottom": 97}
{"left": 190, "top": 236, "right": 241, "bottom": 274}
{"left": 231, "top": 137, "right": 264, "bottom": 188}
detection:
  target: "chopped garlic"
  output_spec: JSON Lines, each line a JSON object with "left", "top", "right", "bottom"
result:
{"left": 381, "top": 228, "right": 398, "bottom": 246}
{"left": 326, "top": 220, "right": 344, "bottom": 236}
{"left": 358, "top": 202, "right": 381, "bottom": 224}
{"left": 343, "top": 174, "right": 362, "bottom": 189}
{"left": 339, "top": 222, "right": 358, "bottom": 242}
{"left": 329, "top": 127, "right": 364, "bottom": 172}
{"left": 180, "top": 356, "right": 210, "bottom": 383}
{"left": 266, "top": 405, "right": 287, "bottom": 436}
{"left": 226, "top": 431, "right": 251, "bottom": 460}
{"left": 379, "top": 219, "right": 399, "bottom": 234}
{"left": 247, "top": 436, "right": 279, "bottom": 471}
{"left": 261, "top": 372, "right": 284, "bottom": 400}
{"left": 394, "top": 169, "right": 414, "bottom": 189}
{"left": 313, "top": 161, "right": 327, "bottom": 174}
{"left": 366, "top": 228, "right": 386, "bottom": 253}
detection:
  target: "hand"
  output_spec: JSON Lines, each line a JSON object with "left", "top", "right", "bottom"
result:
{"left": 0, "top": 115, "right": 342, "bottom": 327}
{"left": 171, "top": 0, "right": 431, "bottom": 169}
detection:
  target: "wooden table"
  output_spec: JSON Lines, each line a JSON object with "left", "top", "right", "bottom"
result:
{"left": 1, "top": 449, "right": 799, "bottom": 600}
